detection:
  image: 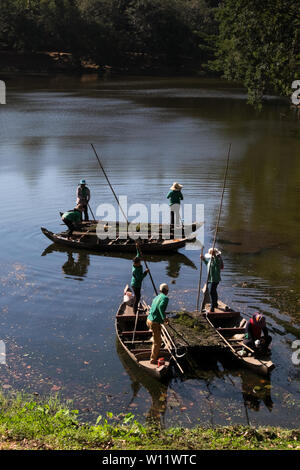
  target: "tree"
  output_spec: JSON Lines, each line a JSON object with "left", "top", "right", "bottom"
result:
{"left": 211, "top": 0, "right": 300, "bottom": 107}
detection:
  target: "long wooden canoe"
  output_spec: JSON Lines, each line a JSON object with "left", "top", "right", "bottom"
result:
{"left": 115, "top": 287, "right": 172, "bottom": 379}
{"left": 41, "top": 227, "right": 187, "bottom": 253}
{"left": 203, "top": 301, "right": 275, "bottom": 376}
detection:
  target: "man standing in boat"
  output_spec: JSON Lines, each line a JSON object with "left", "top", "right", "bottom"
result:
{"left": 131, "top": 252, "right": 149, "bottom": 314}
{"left": 201, "top": 247, "right": 224, "bottom": 312}
{"left": 76, "top": 179, "right": 91, "bottom": 222}
{"left": 243, "top": 313, "right": 272, "bottom": 355}
{"left": 147, "top": 283, "right": 169, "bottom": 364}
{"left": 167, "top": 182, "right": 183, "bottom": 239}
{"left": 61, "top": 205, "right": 83, "bottom": 238}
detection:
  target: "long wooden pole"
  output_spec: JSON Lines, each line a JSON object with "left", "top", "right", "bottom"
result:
{"left": 90, "top": 143, "right": 128, "bottom": 223}
{"left": 161, "top": 326, "right": 184, "bottom": 374}
{"left": 90, "top": 143, "right": 158, "bottom": 295}
{"left": 196, "top": 246, "right": 204, "bottom": 311}
{"left": 88, "top": 202, "right": 96, "bottom": 221}
{"left": 200, "top": 143, "right": 231, "bottom": 312}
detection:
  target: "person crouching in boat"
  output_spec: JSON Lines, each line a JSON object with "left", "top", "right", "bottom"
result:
{"left": 244, "top": 313, "right": 272, "bottom": 355}
{"left": 201, "top": 247, "right": 224, "bottom": 312}
{"left": 76, "top": 179, "right": 90, "bottom": 222}
{"left": 61, "top": 205, "right": 83, "bottom": 238}
{"left": 131, "top": 253, "right": 149, "bottom": 314}
{"left": 167, "top": 182, "right": 183, "bottom": 239}
{"left": 146, "top": 283, "right": 169, "bottom": 364}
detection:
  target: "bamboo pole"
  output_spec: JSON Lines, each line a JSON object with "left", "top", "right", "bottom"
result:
{"left": 196, "top": 246, "right": 204, "bottom": 311}
{"left": 200, "top": 143, "right": 231, "bottom": 312}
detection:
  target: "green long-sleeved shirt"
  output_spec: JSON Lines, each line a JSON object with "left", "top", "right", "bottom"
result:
{"left": 167, "top": 190, "right": 183, "bottom": 206}
{"left": 131, "top": 264, "right": 147, "bottom": 288}
{"left": 147, "top": 293, "right": 169, "bottom": 324}
{"left": 62, "top": 210, "right": 81, "bottom": 224}
{"left": 202, "top": 255, "right": 223, "bottom": 283}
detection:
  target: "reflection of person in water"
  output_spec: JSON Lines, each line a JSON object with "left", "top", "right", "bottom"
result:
{"left": 62, "top": 252, "right": 90, "bottom": 278}
{"left": 240, "top": 370, "right": 273, "bottom": 413}
{"left": 165, "top": 257, "right": 182, "bottom": 279}
{"left": 117, "top": 342, "right": 168, "bottom": 427}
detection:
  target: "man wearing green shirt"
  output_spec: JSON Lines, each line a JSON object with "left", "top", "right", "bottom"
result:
{"left": 167, "top": 182, "right": 183, "bottom": 239}
{"left": 61, "top": 205, "right": 83, "bottom": 238}
{"left": 147, "top": 283, "right": 169, "bottom": 364}
{"left": 201, "top": 247, "right": 224, "bottom": 312}
{"left": 131, "top": 254, "right": 149, "bottom": 314}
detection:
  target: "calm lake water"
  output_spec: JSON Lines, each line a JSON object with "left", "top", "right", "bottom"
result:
{"left": 0, "top": 74, "right": 299, "bottom": 428}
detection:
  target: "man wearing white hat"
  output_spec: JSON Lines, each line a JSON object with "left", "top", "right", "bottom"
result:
{"left": 76, "top": 179, "right": 91, "bottom": 221}
{"left": 146, "top": 283, "right": 169, "bottom": 364}
{"left": 201, "top": 247, "right": 224, "bottom": 312}
{"left": 167, "top": 182, "right": 183, "bottom": 239}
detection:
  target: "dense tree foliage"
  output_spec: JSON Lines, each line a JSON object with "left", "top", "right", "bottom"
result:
{"left": 211, "top": 0, "right": 300, "bottom": 107}
{"left": 0, "top": 0, "right": 299, "bottom": 105}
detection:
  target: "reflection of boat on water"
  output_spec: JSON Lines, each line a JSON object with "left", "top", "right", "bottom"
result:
{"left": 116, "top": 340, "right": 169, "bottom": 426}
{"left": 239, "top": 369, "right": 273, "bottom": 413}
{"left": 215, "top": 357, "right": 274, "bottom": 415}
{"left": 41, "top": 242, "right": 197, "bottom": 278}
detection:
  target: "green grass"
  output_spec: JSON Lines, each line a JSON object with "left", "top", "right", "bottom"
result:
{"left": 0, "top": 391, "right": 299, "bottom": 450}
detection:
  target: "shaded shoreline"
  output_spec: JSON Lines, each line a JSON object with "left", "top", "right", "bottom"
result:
{"left": 0, "top": 50, "right": 208, "bottom": 77}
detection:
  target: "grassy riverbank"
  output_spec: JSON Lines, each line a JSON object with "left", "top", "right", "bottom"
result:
{"left": 0, "top": 392, "right": 299, "bottom": 450}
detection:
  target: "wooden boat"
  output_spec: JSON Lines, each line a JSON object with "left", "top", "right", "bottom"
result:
{"left": 41, "top": 227, "right": 188, "bottom": 253}
{"left": 203, "top": 301, "right": 275, "bottom": 376}
{"left": 115, "top": 287, "right": 172, "bottom": 379}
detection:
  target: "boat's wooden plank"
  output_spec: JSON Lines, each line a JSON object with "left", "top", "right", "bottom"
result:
{"left": 121, "top": 330, "right": 151, "bottom": 336}
{"left": 138, "top": 360, "right": 170, "bottom": 372}
{"left": 117, "top": 315, "right": 148, "bottom": 320}
{"left": 218, "top": 327, "right": 245, "bottom": 334}
{"left": 205, "top": 311, "right": 241, "bottom": 320}
{"left": 123, "top": 340, "right": 153, "bottom": 344}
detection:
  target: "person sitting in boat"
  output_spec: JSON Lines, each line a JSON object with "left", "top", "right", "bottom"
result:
{"left": 76, "top": 179, "right": 90, "bottom": 222}
{"left": 146, "top": 283, "right": 169, "bottom": 364}
{"left": 200, "top": 247, "right": 224, "bottom": 313}
{"left": 131, "top": 253, "right": 149, "bottom": 314}
{"left": 61, "top": 205, "right": 83, "bottom": 238}
{"left": 243, "top": 313, "right": 272, "bottom": 355}
{"left": 167, "top": 182, "right": 183, "bottom": 238}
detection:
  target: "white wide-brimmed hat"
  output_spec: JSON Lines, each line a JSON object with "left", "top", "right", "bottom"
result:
{"left": 206, "top": 247, "right": 222, "bottom": 257}
{"left": 159, "top": 283, "right": 169, "bottom": 292}
{"left": 170, "top": 182, "right": 183, "bottom": 191}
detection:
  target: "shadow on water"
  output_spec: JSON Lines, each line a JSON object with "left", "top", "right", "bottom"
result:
{"left": 41, "top": 243, "right": 197, "bottom": 279}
